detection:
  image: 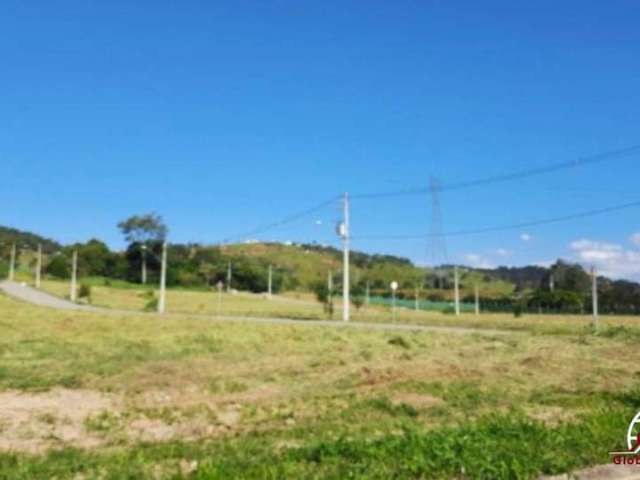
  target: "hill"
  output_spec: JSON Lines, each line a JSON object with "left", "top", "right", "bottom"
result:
{"left": 4, "top": 224, "right": 640, "bottom": 313}
{"left": 0, "top": 226, "right": 61, "bottom": 254}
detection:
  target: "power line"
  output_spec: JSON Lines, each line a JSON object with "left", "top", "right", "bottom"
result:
{"left": 352, "top": 199, "right": 640, "bottom": 240}
{"left": 211, "top": 143, "right": 640, "bottom": 245}
{"left": 351, "top": 143, "right": 640, "bottom": 199}
{"left": 217, "top": 195, "right": 340, "bottom": 244}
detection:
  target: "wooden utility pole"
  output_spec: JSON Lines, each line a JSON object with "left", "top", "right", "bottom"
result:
{"left": 226, "top": 262, "right": 232, "bottom": 293}
{"left": 267, "top": 264, "right": 273, "bottom": 299}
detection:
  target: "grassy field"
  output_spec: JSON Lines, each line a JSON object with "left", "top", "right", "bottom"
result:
{"left": 0, "top": 287, "right": 639, "bottom": 478}
{"left": 34, "top": 277, "right": 640, "bottom": 336}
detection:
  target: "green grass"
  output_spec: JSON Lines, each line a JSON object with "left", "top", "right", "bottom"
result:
{"left": 0, "top": 408, "right": 631, "bottom": 479}
{"left": 34, "top": 278, "right": 640, "bottom": 336}
{"left": 1, "top": 293, "right": 639, "bottom": 478}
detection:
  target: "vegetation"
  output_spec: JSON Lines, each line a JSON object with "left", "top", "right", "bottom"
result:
{"left": 0, "top": 294, "right": 638, "bottom": 478}
{"left": 4, "top": 221, "right": 640, "bottom": 315}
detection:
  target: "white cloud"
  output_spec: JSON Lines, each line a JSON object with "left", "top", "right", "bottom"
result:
{"left": 533, "top": 260, "right": 554, "bottom": 268}
{"left": 315, "top": 220, "right": 323, "bottom": 225}
{"left": 463, "top": 253, "right": 495, "bottom": 269}
{"left": 520, "top": 233, "right": 532, "bottom": 242}
{"left": 570, "top": 238, "right": 640, "bottom": 280}
{"left": 494, "top": 248, "right": 513, "bottom": 257}
{"left": 630, "top": 233, "right": 640, "bottom": 246}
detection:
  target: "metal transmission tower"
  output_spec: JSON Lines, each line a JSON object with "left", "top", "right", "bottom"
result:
{"left": 428, "top": 177, "right": 448, "bottom": 287}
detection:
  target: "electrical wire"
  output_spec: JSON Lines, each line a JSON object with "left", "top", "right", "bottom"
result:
{"left": 351, "top": 143, "right": 640, "bottom": 199}
{"left": 217, "top": 195, "right": 341, "bottom": 244}
{"left": 352, "top": 199, "right": 640, "bottom": 240}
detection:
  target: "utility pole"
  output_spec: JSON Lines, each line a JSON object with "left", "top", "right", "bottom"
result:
{"left": 390, "top": 281, "right": 398, "bottom": 322}
{"left": 591, "top": 266, "right": 598, "bottom": 330}
{"left": 474, "top": 283, "right": 480, "bottom": 316}
{"left": 342, "top": 192, "right": 350, "bottom": 322}
{"left": 328, "top": 269, "right": 333, "bottom": 317}
{"left": 141, "top": 245, "right": 147, "bottom": 284}
{"left": 454, "top": 266, "right": 460, "bottom": 316}
{"left": 365, "top": 280, "right": 370, "bottom": 305}
{"left": 35, "top": 244, "right": 42, "bottom": 288}
{"left": 414, "top": 285, "right": 419, "bottom": 311}
{"left": 216, "top": 281, "right": 223, "bottom": 317}
{"left": 267, "top": 264, "right": 273, "bottom": 299}
{"left": 227, "top": 261, "right": 232, "bottom": 293}
{"left": 70, "top": 250, "right": 78, "bottom": 302}
{"left": 8, "top": 243, "right": 16, "bottom": 281}
{"left": 549, "top": 274, "right": 555, "bottom": 292}
{"left": 158, "top": 241, "right": 167, "bottom": 314}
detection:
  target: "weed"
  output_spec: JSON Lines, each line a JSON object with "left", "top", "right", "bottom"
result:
{"left": 388, "top": 336, "right": 411, "bottom": 349}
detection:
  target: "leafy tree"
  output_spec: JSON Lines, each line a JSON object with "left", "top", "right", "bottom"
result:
{"left": 118, "top": 213, "right": 168, "bottom": 284}
{"left": 76, "top": 239, "right": 112, "bottom": 276}
{"left": 117, "top": 213, "right": 168, "bottom": 244}
{"left": 46, "top": 254, "right": 70, "bottom": 279}
{"left": 546, "top": 260, "right": 590, "bottom": 293}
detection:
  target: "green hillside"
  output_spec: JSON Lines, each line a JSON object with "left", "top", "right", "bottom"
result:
{"left": 5, "top": 224, "right": 639, "bottom": 314}
{"left": 221, "top": 241, "right": 514, "bottom": 299}
{"left": 0, "top": 226, "right": 60, "bottom": 253}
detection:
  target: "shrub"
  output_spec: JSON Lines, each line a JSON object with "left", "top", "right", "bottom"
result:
{"left": 144, "top": 295, "right": 158, "bottom": 312}
{"left": 78, "top": 284, "right": 92, "bottom": 302}
{"left": 388, "top": 335, "right": 411, "bottom": 349}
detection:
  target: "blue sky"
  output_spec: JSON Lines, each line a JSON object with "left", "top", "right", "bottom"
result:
{"left": 2, "top": 1, "right": 640, "bottom": 278}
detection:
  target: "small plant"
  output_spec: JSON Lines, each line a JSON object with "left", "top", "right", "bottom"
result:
{"left": 78, "top": 283, "right": 92, "bottom": 303}
{"left": 365, "top": 396, "right": 419, "bottom": 418}
{"left": 388, "top": 335, "right": 411, "bottom": 349}
{"left": 144, "top": 295, "right": 159, "bottom": 312}
{"left": 351, "top": 295, "right": 364, "bottom": 311}
{"left": 513, "top": 303, "right": 523, "bottom": 318}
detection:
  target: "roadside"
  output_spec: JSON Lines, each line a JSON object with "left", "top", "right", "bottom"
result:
{"left": 0, "top": 280, "right": 511, "bottom": 336}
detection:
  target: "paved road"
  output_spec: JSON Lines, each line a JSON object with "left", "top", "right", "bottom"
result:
{"left": 0, "top": 281, "right": 98, "bottom": 311}
{"left": 0, "top": 281, "right": 512, "bottom": 336}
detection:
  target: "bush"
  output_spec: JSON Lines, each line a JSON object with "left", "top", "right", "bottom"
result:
{"left": 78, "top": 284, "right": 91, "bottom": 302}
{"left": 388, "top": 335, "right": 411, "bottom": 349}
{"left": 144, "top": 295, "right": 158, "bottom": 312}
{"left": 513, "top": 303, "right": 523, "bottom": 318}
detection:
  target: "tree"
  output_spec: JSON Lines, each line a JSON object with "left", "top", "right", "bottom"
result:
{"left": 117, "top": 213, "right": 168, "bottom": 244}
{"left": 118, "top": 213, "right": 168, "bottom": 284}
{"left": 546, "top": 260, "right": 590, "bottom": 293}
{"left": 46, "top": 254, "right": 70, "bottom": 279}
{"left": 76, "top": 239, "right": 112, "bottom": 276}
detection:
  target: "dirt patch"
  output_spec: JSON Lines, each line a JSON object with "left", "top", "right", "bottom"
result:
{"left": 0, "top": 388, "right": 119, "bottom": 453}
{"left": 136, "top": 384, "right": 283, "bottom": 409}
{"left": 0, "top": 386, "right": 262, "bottom": 452}
{"left": 525, "top": 405, "right": 575, "bottom": 425}
{"left": 392, "top": 393, "right": 442, "bottom": 409}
